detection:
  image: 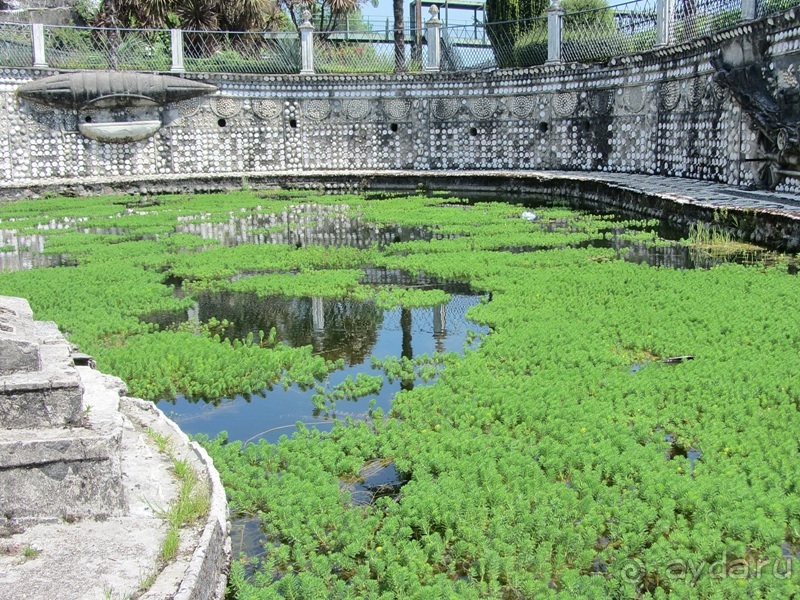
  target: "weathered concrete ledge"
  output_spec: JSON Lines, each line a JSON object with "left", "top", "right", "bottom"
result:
{"left": 0, "top": 301, "right": 39, "bottom": 375}
{"left": 122, "top": 396, "right": 231, "bottom": 600}
{"left": 1, "top": 169, "right": 798, "bottom": 250}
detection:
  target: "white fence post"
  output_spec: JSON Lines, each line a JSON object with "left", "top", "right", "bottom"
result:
{"left": 426, "top": 5, "right": 442, "bottom": 72}
{"left": 546, "top": 0, "right": 564, "bottom": 64}
{"left": 170, "top": 29, "right": 185, "bottom": 73}
{"left": 656, "top": 0, "right": 674, "bottom": 47}
{"left": 300, "top": 10, "right": 315, "bottom": 75}
{"left": 32, "top": 23, "right": 47, "bottom": 68}
{"left": 741, "top": 0, "right": 757, "bottom": 20}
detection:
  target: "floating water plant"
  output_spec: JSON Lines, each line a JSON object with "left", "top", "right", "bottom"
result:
{"left": 2, "top": 190, "right": 799, "bottom": 597}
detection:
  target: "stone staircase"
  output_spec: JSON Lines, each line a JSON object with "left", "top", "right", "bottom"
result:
{"left": 0, "top": 296, "right": 124, "bottom": 521}
{"left": 0, "top": 295, "right": 230, "bottom": 598}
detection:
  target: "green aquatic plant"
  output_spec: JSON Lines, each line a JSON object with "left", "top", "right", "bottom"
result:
{"left": 312, "top": 373, "right": 385, "bottom": 412}
{"left": 683, "top": 211, "right": 762, "bottom": 257}
{"left": 371, "top": 352, "right": 459, "bottom": 384}
{"left": 2, "top": 190, "right": 800, "bottom": 598}
{"left": 353, "top": 286, "right": 452, "bottom": 310}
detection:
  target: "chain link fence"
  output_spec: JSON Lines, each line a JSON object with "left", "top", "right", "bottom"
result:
{"left": 313, "top": 28, "right": 427, "bottom": 74}
{"left": 563, "top": 0, "right": 657, "bottom": 63}
{"left": 757, "top": 0, "right": 798, "bottom": 16}
{"left": 183, "top": 30, "right": 299, "bottom": 74}
{"left": 674, "top": 0, "right": 742, "bottom": 42}
{"left": 3, "top": 0, "right": 800, "bottom": 74}
{"left": 0, "top": 22, "right": 32, "bottom": 67}
{"left": 43, "top": 25, "right": 171, "bottom": 70}
{"left": 442, "top": 22, "right": 513, "bottom": 70}
{"left": 444, "top": 17, "right": 548, "bottom": 70}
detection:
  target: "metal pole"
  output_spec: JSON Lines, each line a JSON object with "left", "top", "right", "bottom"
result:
{"left": 415, "top": 0, "right": 423, "bottom": 63}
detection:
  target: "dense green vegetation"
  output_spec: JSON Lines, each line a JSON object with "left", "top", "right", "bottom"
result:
{"left": 1, "top": 190, "right": 799, "bottom": 597}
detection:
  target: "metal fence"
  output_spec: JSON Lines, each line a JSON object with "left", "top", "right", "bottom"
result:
{"left": 44, "top": 26, "right": 171, "bottom": 70}
{"left": 1, "top": 0, "right": 799, "bottom": 74}
{"left": 313, "top": 28, "right": 428, "bottom": 74}
{"left": 757, "top": 0, "right": 798, "bottom": 16}
{"left": 442, "top": 20, "right": 540, "bottom": 71}
{"left": 562, "top": 0, "right": 658, "bottom": 63}
{"left": 0, "top": 22, "right": 32, "bottom": 67}
{"left": 183, "top": 30, "right": 299, "bottom": 74}
{"left": 674, "top": 0, "right": 742, "bottom": 42}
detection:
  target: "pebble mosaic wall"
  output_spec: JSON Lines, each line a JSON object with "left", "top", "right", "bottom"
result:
{"left": 0, "top": 10, "right": 799, "bottom": 192}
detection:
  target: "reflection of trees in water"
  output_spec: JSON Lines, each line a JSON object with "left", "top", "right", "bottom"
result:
{"left": 400, "top": 307, "right": 414, "bottom": 392}
{"left": 197, "top": 292, "right": 383, "bottom": 366}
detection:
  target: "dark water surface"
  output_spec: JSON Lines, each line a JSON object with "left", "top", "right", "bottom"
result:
{"left": 159, "top": 292, "right": 486, "bottom": 444}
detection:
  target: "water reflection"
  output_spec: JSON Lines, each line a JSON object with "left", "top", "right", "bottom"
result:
{"left": 160, "top": 292, "right": 487, "bottom": 444}
{"left": 176, "top": 204, "right": 446, "bottom": 248}
{"left": 0, "top": 232, "right": 72, "bottom": 272}
{"left": 146, "top": 270, "right": 477, "bottom": 368}
{"left": 621, "top": 240, "right": 774, "bottom": 269}
{"left": 0, "top": 203, "right": 453, "bottom": 273}
{"left": 201, "top": 293, "right": 384, "bottom": 366}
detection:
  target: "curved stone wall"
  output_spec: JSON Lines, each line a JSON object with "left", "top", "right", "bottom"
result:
{"left": 0, "top": 9, "right": 799, "bottom": 193}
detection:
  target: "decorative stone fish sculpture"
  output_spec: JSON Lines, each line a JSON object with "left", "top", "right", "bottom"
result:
{"left": 16, "top": 72, "right": 217, "bottom": 143}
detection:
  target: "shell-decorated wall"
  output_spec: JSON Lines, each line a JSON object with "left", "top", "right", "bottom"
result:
{"left": 1, "top": 9, "right": 800, "bottom": 193}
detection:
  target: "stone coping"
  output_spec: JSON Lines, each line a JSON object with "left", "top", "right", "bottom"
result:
{"left": 122, "top": 396, "right": 230, "bottom": 600}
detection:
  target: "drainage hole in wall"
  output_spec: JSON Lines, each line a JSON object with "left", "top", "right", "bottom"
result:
{"left": 289, "top": 118, "right": 298, "bottom": 128}
{"left": 469, "top": 127, "right": 478, "bottom": 136}
{"left": 538, "top": 121, "right": 548, "bottom": 133}
{"left": 390, "top": 123, "right": 399, "bottom": 132}
{"left": 84, "top": 115, "right": 92, "bottom": 123}
{"left": 218, "top": 118, "right": 227, "bottom": 127}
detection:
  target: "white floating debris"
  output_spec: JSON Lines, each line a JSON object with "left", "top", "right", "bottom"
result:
{"left": 521, "top": 211, "right": 538, "bottom": 221}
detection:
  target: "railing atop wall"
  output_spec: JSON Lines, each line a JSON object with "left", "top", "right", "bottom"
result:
{"left": 0, "top": 0, "right": 797, "bottom": 75}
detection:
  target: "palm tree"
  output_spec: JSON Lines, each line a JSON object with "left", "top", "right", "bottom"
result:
{"left": 175, "top": 0, "right": 219, "bottom": 57}
{"left": 222, "top": 0, "right": 283, "bottom": 31}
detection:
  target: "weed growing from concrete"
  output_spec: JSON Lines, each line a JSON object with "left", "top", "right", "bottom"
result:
{"left": 141, "top": 430, "right": 210, "bottom": 587}
{"left": 146, "top": 427, "right": 172, "bottom": 453}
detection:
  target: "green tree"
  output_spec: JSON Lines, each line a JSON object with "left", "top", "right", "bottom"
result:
{"left": 487, "top": 0, "right": 615, "bottom": 67}
{"left": 562, "top": 0, "right": 614, "bottom": 30}
{"left": 484, "top": 0, "right": 549, "bottom": 67}
{"left": 277, "top": 0, "right": 370, "bottom": 32}
{"left": 95, "top": 0, "right": 285, "bottom": 31}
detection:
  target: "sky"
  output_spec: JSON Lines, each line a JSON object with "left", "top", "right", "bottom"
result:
{"left": 358, "top": 0, "right": 485, "bottom": 28}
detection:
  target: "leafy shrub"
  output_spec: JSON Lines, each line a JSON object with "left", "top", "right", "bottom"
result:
{"left": 512, "top": 26, "right": 547, "bottom": 67}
